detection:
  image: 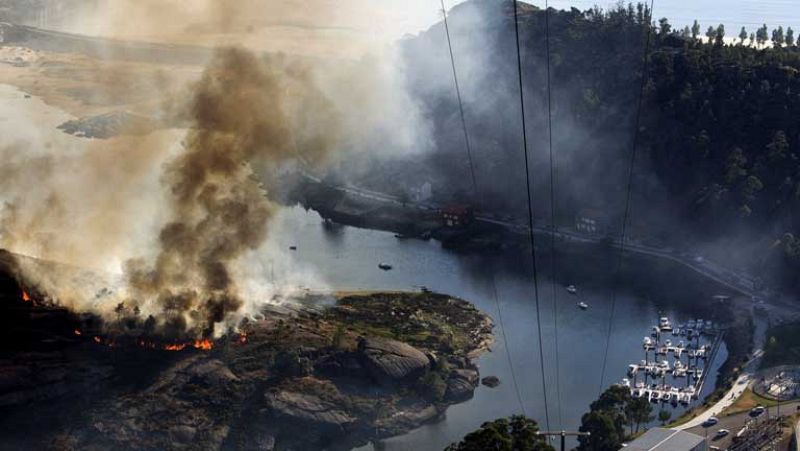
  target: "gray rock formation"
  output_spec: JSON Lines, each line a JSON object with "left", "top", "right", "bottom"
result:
{"left": 445, "top": 369, "right": 479, "bottom": 401}
{"left": 265, "top": 390, "right": 356, "bottom": 431}
{"left": 358, "top": 337, "right": 430, "bottom": 383}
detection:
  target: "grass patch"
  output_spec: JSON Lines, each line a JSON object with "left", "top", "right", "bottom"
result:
{"left": 722, "top": 387, "right": 779, "bottom": 416}
{"left": 761, "top": 321, "right": 800, "bottom": 369}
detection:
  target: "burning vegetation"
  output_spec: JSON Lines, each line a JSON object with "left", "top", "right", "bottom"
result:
{"left": 118, "top": 47, "right": 338, "bottom": 340}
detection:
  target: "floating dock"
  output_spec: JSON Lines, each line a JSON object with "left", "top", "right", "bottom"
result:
{"left": 620, "top": 315, "right": 721, "bottom": 408}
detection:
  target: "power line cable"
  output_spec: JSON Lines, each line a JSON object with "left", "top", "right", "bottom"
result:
{"left": 598, "top": 0, "right": 656, "bottom": 395}
{"left": 440, "top": 0, "right": 527, "bottom": 416}
{"left": 512, "top": 0, "right": 551, "bottom": 431}
{"left": 440, "top": 0, "right": 478, "bottom": 200}
{"left": 542, "top": 0, "right": 563, "bottom": 430}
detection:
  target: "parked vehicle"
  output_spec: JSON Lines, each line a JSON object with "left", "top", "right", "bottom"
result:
{"left": 703, "top": 416, "right": 719, "bottom": 427}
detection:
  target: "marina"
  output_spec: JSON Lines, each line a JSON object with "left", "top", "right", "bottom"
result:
{"left": 621, "top": 315, "right": 724, "bottom": 408}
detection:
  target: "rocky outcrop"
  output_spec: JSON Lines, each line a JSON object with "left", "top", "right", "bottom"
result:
{"left": 358, "top": 337, "right": 430, "bottom": 383}
{"left": 75, "top": 356, "right": 243, "bottom": 450}
{"left": 265, "top": 389, "right": 356, "bottom": 431}
{"left": 0, "top": 290, "right": 493, "bottom": 451}
{"left": 445, "top": 369, "right": 479, "bottom": 401}
{"left": 481, "top": 375, "right": 501, "bottom": 388}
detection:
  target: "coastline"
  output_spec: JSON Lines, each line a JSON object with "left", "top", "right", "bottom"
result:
{"left": 0, "top": 280, "right": 496, "bottom": 450}
{"left": 287, "top": 180, "right": 765, "bottom": 428}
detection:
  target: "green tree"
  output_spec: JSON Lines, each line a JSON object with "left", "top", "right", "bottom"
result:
{"left": 446, "top": 416, "right": 554, "bottom": 451}
{"left": 739, "top": 26, "right": 748, "bottom": 45}
{"left": 691, "top": 20, "right": 700, "bottom": 40}
{"left": 624, "top": 397, "right": 653, "bottom": 433}
{"left": 590, "top": 385, "right": 630, "bottom": 412}
{"left": 578, "top": 385, "right": 636, "bottom": 449}
{"left": 658, "top": 409, "right": 672, "bottom": 425}
{"left": 706, "top": 26, "right": 717, "bottom": 44}
{"left": 577, "top": 411, "right": 621, "bottom": 451}
{"left": 749, "top": 32, "right": 755, "bottom": 46}
{"left": 744, "top": 175, "right": 764, "bottom": 200}
{"left": 681, "top": 26, "right": 690, "bottom": 38}
{"left": 772, "top": 26, "right": 785, "bottom": 48}
{"left": 767, "top": 130, "right": 789, "bottom": 163}
{"left": 715, "top": 24, "right": 725, "bottom": 46}
{"left": 787, "top": 27, "right": 795, "bottom": 47}
{"left": 725, "top": 147, "right": 748, "bottom": 183}
{"left": 694, "top": 130, "right": 711, "bottom": 158}
{"left": 757, "top": 24, "right": 769, "bottom": 46}
{"left": 658, "top": 18, "right": 671, "bottom": 36}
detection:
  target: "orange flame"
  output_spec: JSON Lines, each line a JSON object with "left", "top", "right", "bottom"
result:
{"left": 74, "top": 329, "right": 82, "bottom": 336}
{"left": 86, "top": 336, "right": 214, "bottom": 352}
{"left": 193, "top": 339, "right": 213, "bottom": 350}
{"left": 21, "top": 289, "right": 30, "bottom": 302}
{"left": 238, "top": 332, "right": 247, "bottom": 344}
{"left": 164, "top": 343, "right": 188, "bottom": 351}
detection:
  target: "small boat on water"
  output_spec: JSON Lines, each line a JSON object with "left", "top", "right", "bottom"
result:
{"left": 577, "top": 301, "right": 589, "bottom": 310}
{"left": 378, "top": 263, "right": 393, "bottom": 271}
{"left": 566, "top": 285, "right": 578, "bottom": 294}
{"left": 659, "top": 316, "right": 673, "bottom": 332}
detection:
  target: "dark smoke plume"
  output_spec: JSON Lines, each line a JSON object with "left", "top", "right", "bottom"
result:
{"left": 125, "top": 47, "right": 336, "bottom": 337}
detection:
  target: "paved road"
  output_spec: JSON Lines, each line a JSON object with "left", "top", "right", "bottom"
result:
{"left": 677, "top": 317, "right": 768, "bottom": 430}
{"left": 302, "top": 169, "right": 781, "bottom": 310}
{"left": 686, "top": 400, "right": 800, "bottom": 449}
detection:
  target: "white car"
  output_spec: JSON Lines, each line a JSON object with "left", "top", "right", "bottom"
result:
{"left": 715, "top": 429, "right": 730, "bottom": 438}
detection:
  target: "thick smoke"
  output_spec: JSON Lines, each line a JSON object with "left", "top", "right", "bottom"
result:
{"left": 0, "top": 0, "right": 437, "bottom": 336}
{"left": 122, "top": 48, "right": 337, "bottom": 337}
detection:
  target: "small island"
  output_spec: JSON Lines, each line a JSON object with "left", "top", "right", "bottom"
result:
{"left": 38, "top": 291, "right": 494, "bottom": 450}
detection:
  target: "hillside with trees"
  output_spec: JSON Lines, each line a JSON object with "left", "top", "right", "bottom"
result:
{"left": 350, "top": 0, "right": 800, "bottom": 296}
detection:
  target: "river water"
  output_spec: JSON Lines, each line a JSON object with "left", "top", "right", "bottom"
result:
{"left": 0, "top": 82, "right": 729, "bottom": 450}
{"left": 268, "top": 206, "right": 728, "bottom": 450}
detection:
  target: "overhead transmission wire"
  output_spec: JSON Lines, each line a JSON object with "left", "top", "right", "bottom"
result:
{"left": 439, "top": 0, "right": 527, "bottom": 416}
{"left": 542, "top": 0, "right": 563, "bottom": 430}
{"left": 597, "top": 0, "right": 656, "bottom": 396}
{"left": 512, "top": 0, "right": 551, "bottom": 432}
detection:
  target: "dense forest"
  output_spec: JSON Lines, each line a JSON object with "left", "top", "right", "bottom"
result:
{"left": 345, "top": 0, "right": 800, "bottom": 296}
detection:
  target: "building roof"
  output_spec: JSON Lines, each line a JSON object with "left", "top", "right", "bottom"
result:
{"left": 622, "top": 428, "right": 705, "bottom": 450}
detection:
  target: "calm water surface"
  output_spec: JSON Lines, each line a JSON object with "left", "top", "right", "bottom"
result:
{"left": 270, "top": 207, "right": 727, "bottom": 450}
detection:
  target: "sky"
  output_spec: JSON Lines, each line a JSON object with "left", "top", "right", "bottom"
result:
{"left": 47, "top": 0, "right": 800, "bottom": 58}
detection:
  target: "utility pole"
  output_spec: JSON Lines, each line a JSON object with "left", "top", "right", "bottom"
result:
{"left": 536, "top": 431, "right": 590, "bottom": 451}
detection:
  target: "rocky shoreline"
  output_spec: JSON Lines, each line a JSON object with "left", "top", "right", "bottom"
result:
{"left": 1, "top": 290, "right": 494, "bottom": 450}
